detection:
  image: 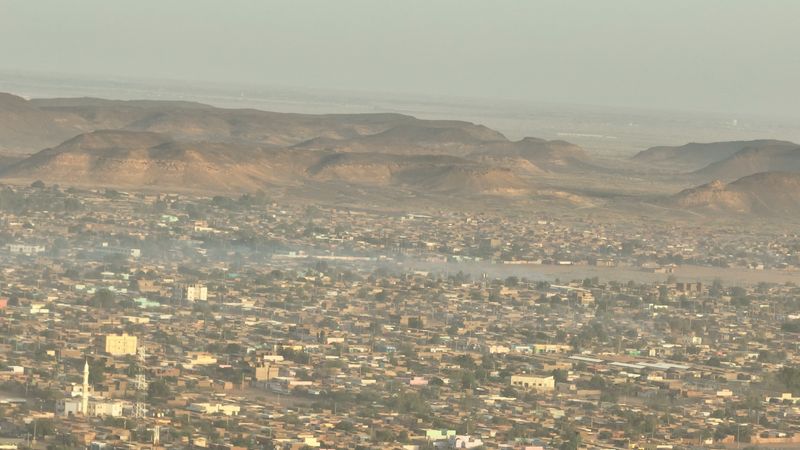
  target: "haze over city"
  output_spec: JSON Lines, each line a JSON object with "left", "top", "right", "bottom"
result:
{"left": 2, "top": 1, "right": 800, "bottom": 117}
{"left": 1, "top": 2, "right": 800, "bottom": 450}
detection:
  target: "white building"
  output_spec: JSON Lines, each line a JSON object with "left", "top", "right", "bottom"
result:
{"left": 88, "top": 399, "right": 124, "bottom": 417}
{"left": 58, "top": 398, "right": 124, "bottom": 417}
{"left": 450, "top": 435, "right": 484, "bottom": 449}
{"left": 188, "top": 403, "right": 240, "bottom": 416}
{"left": 187, "top": 284, "right": 207, "bottom": 301}
{"left": 58, "top": 361, "right": 95, "bottom": 417}
{"left": 57, "top": 398, "right": 83, "bottom": 417}
{"left": 6, "top": 244, "right": 45, "bottom": 255}
{"left": 176, "top": 284, "right": 208, "bottom": 302}
{"left": 183, "top": 352, "right": 217, "bottom": 368}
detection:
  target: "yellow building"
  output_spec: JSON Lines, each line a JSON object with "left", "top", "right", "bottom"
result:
{"left": 510, "top": 374, "right": 555, "bottom": 392}
{"left": 533, "top": 343, "right": 572, "bottom": 354}
{"left": 255, "top": 365, "right": 280, "bottom": 381}
{"left": 104, "top": 334, "right": 138, "bottom": 356}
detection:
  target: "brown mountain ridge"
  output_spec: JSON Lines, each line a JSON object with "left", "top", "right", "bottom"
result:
{"left": 0, "top": 129, "right": 530, "bottom": 195}
{"left": 0, "top": 92, "right": 600, "bottom": 196}
{"left": 668, "top": 171, "right": 800, "bottom": 216}
{"left": 633, "top": 139, "right": 800, "bottom": 182}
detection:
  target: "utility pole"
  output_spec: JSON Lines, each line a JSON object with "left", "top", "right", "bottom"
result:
{"left": 737, "top": 423, "right": 741, "bottom": 448}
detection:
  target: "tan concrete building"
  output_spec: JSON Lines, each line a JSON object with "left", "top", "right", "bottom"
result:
{"left": 104, "top": 334, "right": 138, "bottom": 356}
{"left": 510, "top": 374, "right": 555, "bottom": 392}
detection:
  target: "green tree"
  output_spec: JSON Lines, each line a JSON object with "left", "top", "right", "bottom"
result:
{"left": 776, "top": 366, "right": 800, "bottom": 395}
{"left": 89, "top": 358, "right": 106, "bottom": 385}
{"left": 89, "top": 289, "right": 116, "bottom": 308}
{"left": 552, "top": 369, "right": 568, "bottom": 383}
{"left": 147, "top": 379, "right": 172, "bottom": 402}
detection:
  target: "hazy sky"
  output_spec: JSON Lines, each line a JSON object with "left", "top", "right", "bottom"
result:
{"left": 1, "top": 0, "right": 799, "bottom": 117}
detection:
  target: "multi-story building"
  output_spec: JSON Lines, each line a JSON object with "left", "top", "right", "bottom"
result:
{"left": 175, "top": 283, "right": 208, "bottom": 302}
{"left": 510, "top": 374, "right": 555, "bottom": 392}
{"left": 104, "top": 334, "right": 138, "bottom": 356}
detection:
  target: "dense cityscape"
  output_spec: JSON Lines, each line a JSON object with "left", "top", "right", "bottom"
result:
{"left": 3, "top": 3, "right": 800, "bottom": 449}
{"left": 0, "top": 185, "right": 799, "bottom": 449}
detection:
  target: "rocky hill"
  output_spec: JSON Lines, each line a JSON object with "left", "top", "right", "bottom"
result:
{"left": 28, "top": 96, "right": 504, "bottom": 150}
{"left": 668, "top": 171, "right": 800, "bottom": 215}
{"left": 694, "top": 141, "right": 800, "bottom": 181}
{"left": 0, "top": 130, "right": 320, "bottom": 192}
{"left": 632, "top": 140, "right": 787, "bottom": 172}
{"left": 0, "top": 93, "right": 89, "bottom": 154}
{"left": 470, "top": 137, "right": 591, "bottom": 172}
{"left": 0, "top": 92, "right": 602, "bottom": 197}
{"left": 0, "top": 129, "right": 530, "bottom": 195}
{"left": 293, "top": 121, "right": 506, "bottom": 155}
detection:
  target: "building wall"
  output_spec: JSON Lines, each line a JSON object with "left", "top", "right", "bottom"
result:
{"left": 255, "top": 365, "right": 280, "bottom": 381}
{"left": 186, "top": 284, "right": 208, "bottom": 301}
{"left": 511, "top": 375, "right": 555, "bottom": 392}
{"left": 104, "top": 334, "right": 138, "bottom": 356}
{"left": 88, "top": 400, "right": 124, "bottom": 417}
{"left": 57, "top": 398, "right": 83, "bottom": 416}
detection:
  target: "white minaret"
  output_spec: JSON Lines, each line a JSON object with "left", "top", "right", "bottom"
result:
{"left": 82, "top": 360, "right": 90, "bottom": 415}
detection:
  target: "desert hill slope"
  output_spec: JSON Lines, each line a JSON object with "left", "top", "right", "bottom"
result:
{"left": 306, "top": 152, "right": 527, "bottom": 194}
{"left": 0, "top": 92, "right": 601, "bottom": 197}
{"left": 293, "top": 121, "right": 506, "bottom": 155}
{"left": 27, "top": 96, "right": 504, "bottom": 150}
{"left": 632, "top": 140, "right": 789, "bottom": 172}
{"left": 668, "top": 171, "right": 800, "bottom": 215}
{"left": 0, "top": 129, "right": 530, "bottom": 195}
{"left": 0, "top": 93, "right": 89, "bottom": 154}
{"left": 0, "top": 130, "right": 321, "bottom": 192}
{"left": 469, "top": 137, "right": 592, "bottom": 172}
{"left": 1, "top": 93, "right": 513, "bottom": 154}
{"left": 694, "top": 141, "right": 800, "bottom": 181}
